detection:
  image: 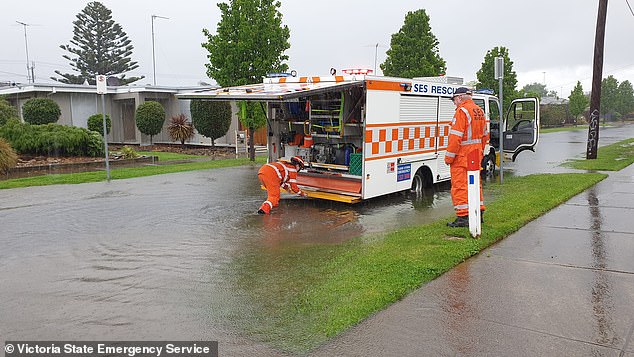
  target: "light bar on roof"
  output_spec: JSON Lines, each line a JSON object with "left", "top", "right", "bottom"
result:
{"left": 341, "top": 68, "right": 373, "bottom": 75}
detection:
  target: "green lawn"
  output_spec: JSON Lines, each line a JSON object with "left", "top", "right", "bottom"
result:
{"left": 136, "top": 151, "right": 205, "bottom": 161}
{"left": 540, "top": 125, "right": 589, "bottom": 134}
{"left": 539, "top": 123, "right": 622, "bottom": 134}
{"left": 225, "top": 173, "right": 607, "bottom": 353}
{"left": 564, "top": 138, "right": 634, "bottom": 171}
{"left": 0, "top": 156, "right": 266, "bottom": 189}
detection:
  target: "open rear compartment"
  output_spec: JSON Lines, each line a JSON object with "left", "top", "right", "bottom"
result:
{"left": 267, "top": 83, "right": 366, "bottom": 203}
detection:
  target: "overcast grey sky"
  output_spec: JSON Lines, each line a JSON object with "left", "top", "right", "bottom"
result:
{"left": 2, "top": 0, "right": 633, "bottom": 97}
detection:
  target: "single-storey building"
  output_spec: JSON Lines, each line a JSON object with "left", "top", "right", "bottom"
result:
{"left": 0, "top": 82, "right": 255, "bottom": 147}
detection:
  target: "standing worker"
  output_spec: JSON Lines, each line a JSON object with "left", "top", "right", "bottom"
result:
{"left": 258, "top": 156, "right": 307, "bottom": 214}
{"left": 445, "top": 87, "right": 489, "bottom": 227}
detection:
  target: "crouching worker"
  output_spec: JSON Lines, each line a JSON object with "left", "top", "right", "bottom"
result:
{"left": 257, "top": 156, "right": 306, "bottom": 214}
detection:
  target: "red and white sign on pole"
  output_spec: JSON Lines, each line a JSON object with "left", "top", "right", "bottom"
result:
{"left": 467, "top": 150, "right": 482, "bottom": 238}
{"left": 96, "top": 74, "right": 107, "bottom": 94}
{"left": 95, "top": 74, "right": 110, "bottom": 180}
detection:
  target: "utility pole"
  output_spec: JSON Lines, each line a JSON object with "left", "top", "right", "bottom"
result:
{"left": 151, "top": 15, "right": 169, "bottom": 86}
{"left": 587, "top": 0, "right": 608, "bottom": 159}
{"left": 495, "top": 56, "right": 504, "bottom": 183}
{"left": 16, "top": 21, "right": 32, "bottom": 83}
{"left": 374, "top": 43, "right": 379, "bottom": 74}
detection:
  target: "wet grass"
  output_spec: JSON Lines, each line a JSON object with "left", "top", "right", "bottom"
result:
{"left": 540, "top": 125, "right": 588, "bottom": 133}
{"left": 540, "top": 123, "right": 617, "bottom": 134}
{"left": 136, "top": 151, "right": 205, "bottom": 161}
{"left": 0, "top": 156, "right": 266, "bottom": 189}
{"left": 229, "top": 173, "right": 607, "bottom": 353}
{"left": 563, "top": 138, "right": 634, "bottom": 171}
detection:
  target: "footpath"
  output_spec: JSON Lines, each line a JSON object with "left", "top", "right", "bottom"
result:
{"left": 312, "top": 164, "right": 634, "bottom": 356}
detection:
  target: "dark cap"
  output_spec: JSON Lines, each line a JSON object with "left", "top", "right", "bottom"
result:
{"left": 451, "top": 87, "right": 472, "bottom": 98}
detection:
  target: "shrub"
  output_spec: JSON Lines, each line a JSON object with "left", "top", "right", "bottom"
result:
{"left": 119, "top": 145, "right": 139, "bottom": 159}
{"left": 168, "top": 114, "right": 195, "bottom": 145}
{"left": 0, "top": 98, "right": 19, "bottom": 126}
{"left": 22, "top": 98, "right": 61, "bottom": 125}
{"left": 191, "top": 100, "right": 232, "bottom": 147}
{"left": 0, "top": 138, "right": 18, "bottom": 173}
{"left": 135, "top": 101, "right": 165, "bottom": 144}
{"left": 87, "top": 113, "right": 111, "bottom": 135}
{"left": 0, "top": 121, "right": 104, "bottom": 157}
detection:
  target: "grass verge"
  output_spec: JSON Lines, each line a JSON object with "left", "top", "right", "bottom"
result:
{"left": 137, "top": 151, "right": 205, "bottom": 161}
{"left": 540, "top": 125, "right": 589, "bottom": 134}
{"left": 227, "top": 173, "right": 606, "bottom": 353}
{"left": 0, "top": 156, "right": 266, "bottom": 189}
{"left": 563, "top": 138, "right": 634, "bottom": 171}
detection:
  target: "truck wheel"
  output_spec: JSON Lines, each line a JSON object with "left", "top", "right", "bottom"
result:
{"left": 481, "top": 152, "right": 496, "bottom": 178}
{"left": 411, "top": 168, "right": 432, "bottom": 194}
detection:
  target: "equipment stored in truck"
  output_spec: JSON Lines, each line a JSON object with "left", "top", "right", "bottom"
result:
{"left": 177, "top": 72, "right": 539, "bottom": 203}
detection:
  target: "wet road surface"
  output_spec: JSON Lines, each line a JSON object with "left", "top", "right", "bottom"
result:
{"left": 0, "top": 164, "right": 453, "bottom": 354}
{"left": 1, "top": 123, "right": 633, "bottom": 354}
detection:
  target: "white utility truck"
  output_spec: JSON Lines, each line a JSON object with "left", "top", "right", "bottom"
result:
{"left": 178, "top": 72, "right": 539, "bottom": 203}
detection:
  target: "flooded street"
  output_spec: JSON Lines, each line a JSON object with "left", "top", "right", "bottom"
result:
{"left": 1, "top": 123, "right": 633, "bottom": 353}
{"left": 0, "top": 162, "right": 452, "bottom": 353}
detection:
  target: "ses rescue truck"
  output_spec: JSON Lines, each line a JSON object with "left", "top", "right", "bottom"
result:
{"left": 178, "top": 71, "right": 539, "bottom": 203}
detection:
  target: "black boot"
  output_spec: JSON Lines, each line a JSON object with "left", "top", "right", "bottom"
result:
{"left": 447, "top": 216, "right": 469, "bottom": 227}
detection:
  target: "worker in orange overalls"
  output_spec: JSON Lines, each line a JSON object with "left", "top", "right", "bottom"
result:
{"left": 445, "top": 87, "right": 489, "bottom": 227}
{"left": 257, "top": 156, "right": 306, "bottom": 214}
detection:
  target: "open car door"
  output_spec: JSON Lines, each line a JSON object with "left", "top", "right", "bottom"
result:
{"left": 503, "top": 97, "right": 540, "bottom": 161}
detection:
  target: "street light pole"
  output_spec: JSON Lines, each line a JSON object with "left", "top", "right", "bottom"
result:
{"left": 16, "top": 21, "right": 32, "bottom": 83}
{"left": 374, "top": 43, "right": 378, "bottom": 74}
{"left": 151, "top": 15, "right": 169, "bottom": 86}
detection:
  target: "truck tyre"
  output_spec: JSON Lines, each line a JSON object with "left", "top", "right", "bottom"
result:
{"left": 411, "top": 167, "right": 432, "bottom": 194}
{"left": 481, "top": 151, "right": 496, "bottom": 178}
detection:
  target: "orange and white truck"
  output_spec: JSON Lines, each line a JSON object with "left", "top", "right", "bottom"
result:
{"left": 178, "top": 72, "right": 539, "bottom": 203}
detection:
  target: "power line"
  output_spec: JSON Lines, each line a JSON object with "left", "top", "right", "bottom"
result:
{"left": 626, "top": 0, "right": 634, "bottom": 16}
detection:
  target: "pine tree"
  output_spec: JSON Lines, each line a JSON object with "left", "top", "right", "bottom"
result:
{"left": 380, "top": 9, "right": 446, "bottom": 78}
{"left": 53, "top": 1, "right": 143, "bottom": 85}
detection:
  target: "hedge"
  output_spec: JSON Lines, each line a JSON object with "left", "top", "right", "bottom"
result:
{"left": 0, "top": 121, "right": 104, "bottom": 157}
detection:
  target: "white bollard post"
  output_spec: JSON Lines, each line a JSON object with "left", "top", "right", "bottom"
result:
{"left": 467, "top": 150, "right": 481, "bottom": 238}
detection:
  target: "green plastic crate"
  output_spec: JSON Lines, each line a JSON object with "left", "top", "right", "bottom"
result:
{"left": 348, "top": 153, "right": 362, "bottom": 176}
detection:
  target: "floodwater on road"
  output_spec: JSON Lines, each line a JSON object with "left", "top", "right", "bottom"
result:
{"left": 500, "top": 123, "right": 634, "bottom": 177}
{"left": 0, "top": 162, "right": 452, "bottom": 354}
{"left": 1, "top": 123, "right": 632, "bottom": 354}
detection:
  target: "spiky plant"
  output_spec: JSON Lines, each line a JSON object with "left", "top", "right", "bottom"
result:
{"left": 168, "top": 114, "right": 195, "bottom": 145}
{"left": 0, "top": 138, "right": 18, "bottom": 173}
{"left": 119, "top": 145, "right": 139, "bottom": 159}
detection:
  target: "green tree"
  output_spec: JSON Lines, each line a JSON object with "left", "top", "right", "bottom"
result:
{"left": 202, "top": 0, "right": 289, "bottom": 160}
{"left": 87, "top": 113, "right": 111, "bottom": 135}
{"left": 380, "top": 9, "right": 446, "bottom": 78}
{"left": 521, "top": 83, "right": 547, "bottom": 99}
{"left": 600, "top": 75, "right": 619, "bottom": 120}
{"left": 135, "top": 101, "right": 165, "bottom": 144}
{"left": 202, "top": 0, "right": 290, "bottom": 87}
{"left": 616, "top": 80, "right": 634, "bottom": 119}
{"left": 476, "top": 47, "right": 518, "bottom": 112}
{"left": 53, "top": 1, "right": 143, "bottom": 85}
{"left": 568, "top": 81, "right": 589, "bottom": 122}
{"left": 190, "top": 100, "right": 232, "bottom": 147}
{"left": 22, "top": 98, "right": 61, "bottom": 125}
{"left": 0, "top": 98, "right": 18, "bottom": 126}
